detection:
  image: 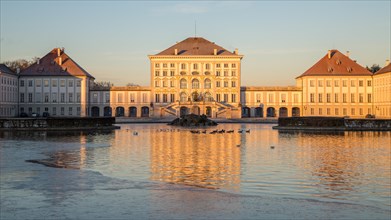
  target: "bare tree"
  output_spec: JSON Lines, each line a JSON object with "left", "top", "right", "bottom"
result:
{"left": 126, "top": 83, "right": 140, "bottom": 87}
{"left": 366, "top": 64, "right": 381, "bottom": 73}
{"left": 3, "top": 57, "right": 41, "bottom": 72}
{"left": 92, "top": 81, "right": 113, "bottom": 89}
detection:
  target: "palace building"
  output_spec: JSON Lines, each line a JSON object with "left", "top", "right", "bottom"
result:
{"left": 1, "top": 37, "right": 390, "bottom": 119}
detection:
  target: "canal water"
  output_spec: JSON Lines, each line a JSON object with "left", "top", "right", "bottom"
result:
{"left": 1, "top": 124, "right": 390, "bottom": 219}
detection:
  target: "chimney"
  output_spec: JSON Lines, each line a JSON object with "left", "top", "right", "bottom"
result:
{"left": 386, "top": 59, "right": 390, "bottom": 66}
{"left": 16, "top": 67, "right": 20, "bottom": 74}
{"left": 174, "top": 49, "right": 178, "bottom": 55}
{"left": 328, "top": 50, "right": 331, "bottom": 59}
{"left": 346, "top": 51, "right": 350, "bottom": 58}
{"left": 37, "top": 59, "right": 40, "bottom": 65}
{"left": 214, "top": 49, "right": 217, "bottom": 55}
{"left": 57, "top": 48, "right": 61, "bottom": 56}
{"left": 59, "top": 57, "right": 62, "bottom": 66}
{"left": 234, "top": 48, "right": 238, "bottom": 55}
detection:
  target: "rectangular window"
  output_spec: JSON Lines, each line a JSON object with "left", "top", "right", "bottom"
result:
{"left": 60, "top": 80, "right": 65, "bottom": 87}
{"left": 318, "top": 80, "right": 323, "bottom": 87}
{"left": 216, "top": 94, "right": 221, "bottom": 102}
{"left": 335, "top": 108, "right": 339, "bottom": 115}
{"left": 163, "top": 94, "right": 168, "bottom": 102}
{"left": 61, "top": 107, "right": 64, "bottom": 116}
{"left": 52, "top": 93, "right": 57, "bottom": 103}
{"left": 359, "top": 93, "right": 364, "bottom": 103}
{"left": 155, "top": 94, "right": 160, "bottom": 103}
{"left": 216, "top": 64, "right": 221, "bottom": 68}
{"left": 35, "top": 80, "right": 41, "bottom": 87}
{"left": 76, "top": 80, "right": 81, "bottom": 87}
{"left": 52, "top": 80, "right": 57, "bottom": 87}
{"left": 170, "top": 94, "right": 175, "bottom": 102}
{"left": 28, "top": 93, "right": 33, "bottom": 102}
{"left": 61, "top": 93, "right": 65, "bottom": 103}
{"left": 216, "top": 81, "right": 220, "bottom": 87}
{"left": 20, "top": 80, "right": 25, "bottom": 87}
{"left": 68, "top": 80, "right": 73, "bottom": 87}
{"left": 170, "top": 80, "right": 174, "bottom": 87}
{"left": 351, "top": 108, "right": 355, "bottom": 115}
{"left": 281, "top": 94, "right": 286, "bottom": 103}
{"left": 205, "top": 64, "right": 210, "bottom": 70}
{"left": 256, "top": 93, "right": 261, "bottom": 103}
{"left": 268, "top": 94, "right": 274, "bottom": 103}
{"left": 76, "top": 93, "right": 80, "bottom": 103}
{"left": 231, "top": 94, "right": 236, "bottom": 103}
{"left": 310, "top": 93, "right": 315, "bottom": 103}
{"left": 334, "top": 80, "right": 339, "bottom": 87}
{"left": 343, "top": 108, "right": 347, "bottom": 115}
{"left": 216, "top": 71, "right": 221, "bottom": 76}
{"left": 310, "top": 108, "right": 314, "bottom": 115}
{"left": 334, "top": 93, "right": 339, "bottom": 103}
{"left": 117, "top": 93, "right": 123, "bottom": 103}
{"left": 170, "top": 71, "right": 175, "bottom": 76}
{"left": 36, "top": 107, "right": 40, "bottom": 115}
{"left": 44, "top": 93, "right": 49, "bottom": 102}
{"left": 163, "top": 71, "right": 167, "bottom": 76}
{"left": 130, "top": 93, "right": 135, "bottom": 102}
{"left": 28, "top": 80, "right": 33, "bottom": 87}
{"left": 368, "top": 94, "right": 372, "bottom": 103}
{"left": 93, "top": 93, "right": 98, "bottom": 103}
{"left": 68, "top": 107, "right": 73, "bottom": 116}
{"left": 20, "top": 93, "right": 24, "bottom": 103}
{"left": 155, "top": 63, "right": 160, "bottom": 68}
{"left": 163, "top": 81, "right": 167, "bottom": 87}
{"left": 76, "top": 107, "right": 81, "bottom": 116}
{"left": 44, "top": 80, "right": 49, "bottom": 87}
{"left": 105, "top": 93, "right": 110, "bottom": 103}
{"left": 319, "top": 108, "right": 323, "bottom": 115}
{"left": 155, "top": 71, "right": 159, "bottom": 76}
{"left": 170, "top": 63, "right": 175, "bottom": 68}
{"left": 359, "top": 80, "right": 363, "bottom": 87}
{"left": 181, "top": 63, "right": 186, "bottom": 69}
{"left": 367, "top": 80, "right": 372, "bottom": 86}
{"left": 68, "top": 93, "right": 73, "bottom": 103}
{"left": 343, "top": 93, "right": 347, "bottom": 103}
{"left": 231, "top": 71, "right": 236, "bottom": 76}
{"left": 318, "top": 93, "right": 323, "bottom": 103}
{"left": 326, "top": 93, "right": 331, "bottom": 103}
{"left": 224, "top": 71, "right": 228, "bottom": 76}
{"left": 351, "top": 94, "right": 355, "bottom": 103}
{"left": 232, "top": 63, "right": 236, "bottom": 68}
{"left": 155, "top": 81, "right": 159, "bottom": 87}
{"left": 193, "top": 63, "right": 198, "bottom": 69}
{"left": 310, "top": 80, "right": 314, "bottom": 87}
{"left": 163, "top": 63, "right": 167, "bottom": 68}
{"left": 327, "top": 108, "right": 330, "bottom": 115}
{"left": 326, "top": 80, "right": 331, "bottom": 87}
{"left": 343, "top": 80, "right": 347, "bottom": 87}
{"left": 224, "top": 81, "right": 228, "bottom": 87}
{"left": 36, "top": 93, "right": 41, "bottom": 103}
{"left": 351, "top": 80, "right": 356, "bottom": 87}
{"left": 224, "top": 63, "right": 229, "bottom": 68}
{"left": 223, "top": 94, "right": 228, "bottom": 102}
{"left": 359, "top": 108, "right": 363, "bottom": 115}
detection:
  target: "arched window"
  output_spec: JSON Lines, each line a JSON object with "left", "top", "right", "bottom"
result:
{"left": 192, "top": 79, "right": 199, "bottom": 89}
{"left": 180, "top": 92, "right": 187, "bottom": 102}
{"left": 204, "top": 79, "right": 211, "bottom": 89}
{"left": 205, "top": 92, "right": 213, "bottom": 101}
{"left": 180, "top": 79, "right": 187, "bottom": 89}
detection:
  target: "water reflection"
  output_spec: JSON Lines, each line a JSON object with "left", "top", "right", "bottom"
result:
{"left": 150, "top": 126, "right": 242, "bottom": 190}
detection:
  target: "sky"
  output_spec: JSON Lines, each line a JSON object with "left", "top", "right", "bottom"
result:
{"left": 1, "top": 1, "right": 390, "bottom": 86}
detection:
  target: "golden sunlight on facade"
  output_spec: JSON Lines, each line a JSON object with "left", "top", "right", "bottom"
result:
{"left": 1, "top": 37, "right": 390, "bottom": 119}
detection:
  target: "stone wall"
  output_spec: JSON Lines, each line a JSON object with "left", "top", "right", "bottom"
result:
{"left": 276, "top": 117, "right": 391, "bottom": 131}
{"left": 0, "top": 117, "right": 116, "bottom": 130}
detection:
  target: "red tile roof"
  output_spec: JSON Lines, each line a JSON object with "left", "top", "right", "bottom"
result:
{"left": 297, "top": 49, "right": 372, "bottom": 78}
{"left": 155, "top": 37, "right": 239, "bottom": 56}
{"left": 375, "top": 62, "right": 391, "bottom": 75}
{"left": 20, "top": 48, "right": 94, "bottom": 78}
{"left": 0, "top": 64, "right": 16, "bottom": 76}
